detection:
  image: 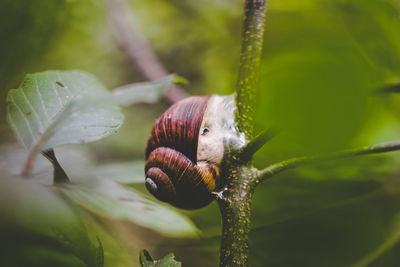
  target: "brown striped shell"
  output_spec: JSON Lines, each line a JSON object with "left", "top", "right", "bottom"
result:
{"left": 145, "top": 96, "right": 222, "bottom": 209}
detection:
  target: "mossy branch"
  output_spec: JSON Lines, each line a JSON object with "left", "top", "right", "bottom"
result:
{"left": 235, "top": 0, "right": 267, "bottom": 139}
{"left": 218, "top": 1, "right": 267, "bottom": 266}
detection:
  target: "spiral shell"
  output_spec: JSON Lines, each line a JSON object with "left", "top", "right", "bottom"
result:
{"left": 145, "top": 95, "right": 245, "bottom": 209}
{"left": 144, "top": 96, "right": 220, "bottom": 209}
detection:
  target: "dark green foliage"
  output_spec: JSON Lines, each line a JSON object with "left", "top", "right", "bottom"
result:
{"left": 139, "top": 249, "right": 181, "bottom": 267}
{"left": 1, "top": 0, "right": 400, "bottom": 266}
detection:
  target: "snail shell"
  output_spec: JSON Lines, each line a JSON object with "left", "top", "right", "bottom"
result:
{"left": 145, "top": 95, "right": 245, "bottom": 209}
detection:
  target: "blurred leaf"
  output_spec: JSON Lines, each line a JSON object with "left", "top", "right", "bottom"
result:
{"left": 350, "top": 213, "right": 400, "bottom": 267}
{"left": 152, "top": 253, "right": 181, "bottom": 267}
{"left": 0, "top": 174, "right": 99, "bottom": 267}
{"left": 6, "top": 70, "right": 123, "bottom": 151}
{"left": 139, "top": 249, "right": 181, "bottom": 267}
{"left": 0, "top": 144, "right": 145, "bottom": 186}
{"left": 0, "top": 146, "right": 134, "bottom": 267}
{"left": 96, "top": 238, "right": 104, "bottom": 267}
{"left": 61, "top": 178, "right": 199, "bottom": 238}
{"left": 171, "top": 75, "right": 189, "bottom": 86}
{"left": 112, "top": 75, "right": 175, "bottom": 107}
{"left": 0, "top": 145, "right": 53, "bottom": 184}
{"left": 0, "top": 146, "right": 197, "bottom": 238}
{"left": 336, "top": 0, "right": 400, "bottom": 79}
{"left": 90, "top": 161, "right": 145, "bottom": 184}
{"left": 248, "top": 166, "right": 400, "bottom": 267}
{"left": 257, "top": 49, "right": 370, "bottom": 154}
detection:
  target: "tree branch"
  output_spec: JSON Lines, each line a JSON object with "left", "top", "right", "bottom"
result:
{"left": 218, "top": 1, "right": 268, "bottom": 266}
{"left": 237, "top": 128, "right": 276, "bottom": 162}
{"left": 254, "top": 140, "right": 400, "bottom": 186}
{"left": 235, "top": 0, "right": 267, "bottom": 139}
{"left": 104, "top": 0, "right": 187, "bottom": 103}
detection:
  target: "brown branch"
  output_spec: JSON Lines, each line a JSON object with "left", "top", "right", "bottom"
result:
{"left": 104, "top": 0, "right": 187, "bottom": 103}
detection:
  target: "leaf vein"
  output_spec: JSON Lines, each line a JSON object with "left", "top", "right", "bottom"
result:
{"left": 21, "top": 85, "right": 44, "bottom": 131}
{"left": 9, "top": 94, "right": 36, "bottom": 146}
{"left": 7, "top": 106, "right": 27, "bottom": 148}
{"left": 34, "top": 77, "right": 50, "bottom": 120}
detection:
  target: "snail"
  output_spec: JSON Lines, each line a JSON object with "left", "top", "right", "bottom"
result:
{"left": 145, "top": 94, "right": 246, "bottom": 209}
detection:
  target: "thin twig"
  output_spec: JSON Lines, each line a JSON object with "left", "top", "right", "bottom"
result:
{"left": 254, "top": 140, "right": 400, "bottom": 186}
{"left": 237, "top": 128, "right": 276, "bottom": 162}
{"left": 235, "top": 0, "right": 267, "bottom": 139}
{"left": 104, "top": 0, "right": 187, "bottom": 103}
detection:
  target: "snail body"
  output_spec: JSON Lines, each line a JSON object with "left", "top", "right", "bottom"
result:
{"left": 145, "top": 95, "right": 245, "bottom": 209}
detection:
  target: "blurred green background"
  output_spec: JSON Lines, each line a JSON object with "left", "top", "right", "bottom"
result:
{"left": 2, "top": 0, "right": 400, "bottom": 266}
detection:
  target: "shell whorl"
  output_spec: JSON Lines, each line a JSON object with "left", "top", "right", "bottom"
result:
{"left": 145, "top": 96, "right": 222, "bottom": 209}
{"left": 146, "top": 96, "right": 210, "bottom": 163}
{"left": 145, "top": 147, "right": 219, "bottom": 209}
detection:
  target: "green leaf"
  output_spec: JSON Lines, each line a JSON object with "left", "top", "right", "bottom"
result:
{"left": 336, "top": 0, "right": 400, "bottom": 76}
{"left": 6, "top": 70, "right": 123, "bottom": 151}
{"left": 61, "top": 178, "right": 200, "bottom": 238}
{"left": 139, "top": 249, "right": 181, "bottom": 267}
{"left": 139, "top": 249, "right": 154, "bottom": 266}
{"left": 155, "top": 253, "right": 182, "bottom": 267}
{"left": 112, "top": 75, "right": 175, "bottom": 107}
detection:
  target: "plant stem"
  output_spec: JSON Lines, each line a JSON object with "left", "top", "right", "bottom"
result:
{"left": 218, "top": 166, "right": 257, "bottom": 267}
{"left": 219, "top": 1, "right": 267, "bottom": 266}
{"left": 254, "top": 140, "right": 400, "bottom": 186}
{"left": 235, "top": 0, "right": 267, "bottom": 139}
{"left": 22, "top": 130, "right": 48, "bottom": 176}
{"left": 42, "top": 149, "right": 70, "bottom": 184}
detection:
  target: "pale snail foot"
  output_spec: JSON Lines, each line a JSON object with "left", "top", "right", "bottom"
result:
{"left": 212, "top": 187, "right": 229, "bottom": 201}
